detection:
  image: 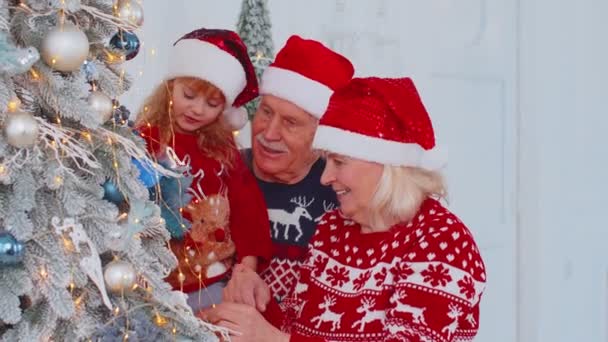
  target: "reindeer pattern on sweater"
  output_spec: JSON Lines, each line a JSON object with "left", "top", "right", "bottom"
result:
{"left": 269, "top": 198, "right": 487, "bottom": 342}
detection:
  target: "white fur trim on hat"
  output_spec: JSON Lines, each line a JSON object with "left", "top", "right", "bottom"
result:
{"left": 313, "top": 125, "right": 447, "bottom": 170}
{"left": 167, "top": 39, "right": 246, "bottom": 105}
{"left": 260, "top": 66, "right": 333, "bottom": 118}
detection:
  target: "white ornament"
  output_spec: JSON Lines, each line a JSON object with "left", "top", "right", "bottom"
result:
{"left": 116, "top": 0, "right": 145, "bottom": 27}
{"left": 222, "top": 106, "right": 248, "bottom": 131}
{"left": 87, "top": 91, "right": 113, "bottom": 122}
{"left": 41, "top": 23, "right": 89, "bottom": 72}
{"left": 52, "top": 216, "right": 112, "bottom": 309}
{"left": 4, "top": 111, "right": 39, "bottom": 148}
{"left": 104, "top": 260, "right": 137, "bottom": 293}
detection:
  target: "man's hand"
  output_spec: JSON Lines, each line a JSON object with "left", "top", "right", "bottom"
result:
{"left": 223, "top": 263, "right": 271, "bottom": 312}
{"left": 199, "top": 303, "right": 289, "bottom": 342}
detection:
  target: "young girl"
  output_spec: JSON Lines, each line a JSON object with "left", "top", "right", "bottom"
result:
{"left": 135, "top": 28, "right": 271, "bottom": 312}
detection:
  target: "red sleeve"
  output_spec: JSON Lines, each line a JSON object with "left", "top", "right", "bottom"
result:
{"left": 226, "top": 149, "right": 272, "bottom": 272}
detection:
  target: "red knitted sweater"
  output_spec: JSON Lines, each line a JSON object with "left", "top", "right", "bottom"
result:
{"left": 264, "top": 198, "right": 486, "bottom": 342}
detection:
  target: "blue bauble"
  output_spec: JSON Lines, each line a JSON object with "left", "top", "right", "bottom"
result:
{"left": 132, "top": 158, "right": 160, "bottom": 188}
{"left": 109, "top": 31, "right": 140, "bottom": 60}
{"left": 102, "top": 180, "right": 125, "bottom": 204}
{"left": 0, "top": 232, "right": 25, "bottom": 266}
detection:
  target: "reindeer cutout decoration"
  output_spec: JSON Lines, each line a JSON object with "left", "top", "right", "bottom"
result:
{"left": 389, "top": 290, "right": 427, "bottom": 325}
{"left": 441, "top": 304, "right": 464, "bottom": 339}
{"left": 268, "top": 196, "right": 314, "bottom": 241}
{"left": 351, "top": 297, "right": 385, "bottom": 332}
{"left": 310, "top": 295, "right": 344, "bottom": 331}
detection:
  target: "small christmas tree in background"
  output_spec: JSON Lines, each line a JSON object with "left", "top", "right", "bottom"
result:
{"left": 236, "top": 0, "right": 274, "bottom": 119}
{"left": 0, "top": 0, "right": 222, "bottom": 340}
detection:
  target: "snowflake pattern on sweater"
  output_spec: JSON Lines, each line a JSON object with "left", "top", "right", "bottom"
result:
{"left": 267, "top": 198, "right": 486, "bottom": 342}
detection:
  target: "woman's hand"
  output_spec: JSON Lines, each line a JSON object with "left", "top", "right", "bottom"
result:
{"left": 199, "top": 302, "right": 289, "bottom": 342}
{"left": 223, "top": 263, "right": 271, "bottom": 312}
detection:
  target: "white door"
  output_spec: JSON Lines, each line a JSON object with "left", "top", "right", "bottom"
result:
{"left": 270, "top": 1, "right": 519, "bottom": 340}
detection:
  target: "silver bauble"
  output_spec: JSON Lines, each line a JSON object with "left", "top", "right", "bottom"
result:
{"left": 41, "top": 23, "right": 90, "bottom": 72}
{"left": 4, "top": 111, "right": 39, "bottom": 148}
{"left": 87, "top": 91, "right": 113, "bottom": 122}
{"left": 103, "top": 260, "right": 136, "bottom": 293}
{"left": 116, "top": 0, "right": 144, "bottom": 27}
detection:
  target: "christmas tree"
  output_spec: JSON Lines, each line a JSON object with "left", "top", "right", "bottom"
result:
{"left": 0, "top": 0, "right": 222, "bottom": 340}
{"left": 236, "top": 0, "right": 274, "bottom": 118}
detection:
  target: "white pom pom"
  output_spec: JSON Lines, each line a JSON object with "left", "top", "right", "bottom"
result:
{"left": 222, "top": 106, "right": 248, "bottom": 131}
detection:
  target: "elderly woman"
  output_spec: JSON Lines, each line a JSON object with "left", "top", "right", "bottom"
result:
{"left": 203, "top": 77, "right": 486, "bottom": 342}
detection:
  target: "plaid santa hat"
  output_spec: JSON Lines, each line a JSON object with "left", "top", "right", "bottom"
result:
{"left": 313, "top": 77, "right": 446, "bottom": 170}
{"left": 260, "top": 35, "right": 354, "bottom": 118}
{"left": 166, "top": 28, "right": 258, "bottom": 130}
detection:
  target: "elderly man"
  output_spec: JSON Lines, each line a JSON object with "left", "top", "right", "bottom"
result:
{"left": 222, "top": 35, "right": 354, "bottom": 311}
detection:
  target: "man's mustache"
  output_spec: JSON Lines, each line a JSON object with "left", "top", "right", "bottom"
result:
{"left": 255, "top": 134, "right": 289, "bottom": 153}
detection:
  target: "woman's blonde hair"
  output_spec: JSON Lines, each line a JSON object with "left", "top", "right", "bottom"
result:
{"left": 367, "top": 165, "right": 447, "bottom": 230}
{"left": 135, "top": 77, "right": 236, "bottom": 168}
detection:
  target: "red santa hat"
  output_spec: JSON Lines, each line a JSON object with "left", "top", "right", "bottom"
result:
{"left": 313, "top": 77, "right": 446, "bottom": 170}
{"left": 260, "top": 35, "right": 354, "bottom": 118}
{"left": 166, "top": 28, "right": 258, "bottom": 130}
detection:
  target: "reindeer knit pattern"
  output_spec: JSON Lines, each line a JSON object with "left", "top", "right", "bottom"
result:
{"left": 243, "top": 150, "right": 338, "bottom": 302}
{"left": 140, "top": 127, "right": 272, "bottom": 293}
{"left": 265, "top": 198, "right": 486, "bottom": 342}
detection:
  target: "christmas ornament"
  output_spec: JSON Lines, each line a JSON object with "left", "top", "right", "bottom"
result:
{"left": 0, "top": 32, "right": 40, "bottom": 76}
{"left": 132, "top": 157, "right": 160, "bottom": 188}
{"left": 3, "top": 111, "right": 39, "bottom": 148}
{"left": 87, "top": 91, "right": 113, "bottom": 122}
{"left": 81, "top": 60, "right": 98, "bottom": 82}
{"left": 109, "top": 30, "right": 140, "bottom": 61}
{"left": 115, "top": 0, "right": 144, "bottom": 27}
{"left": 111, "top": 100, "right": 133, "bottom": 127}
{"left": 0, "top": 231, "right": 24, "bottom": 265}
{"left": 102, "top": 180, "right": 125, "bottom": 205}
{"left": 149, "top": 171, "right": 193, "bottom": 239}
{"left": 51, "top": 217, "right": 112, "bottom": 309}
{"left": 103, "top": 260, "right": 136, "bottom": 293}
{"left": 41, "top": 23, "right": 90, "bottom": 72}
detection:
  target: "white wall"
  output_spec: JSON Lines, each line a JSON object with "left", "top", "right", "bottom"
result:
{"left": 518, "top": 0, "right": 608, "bottom": 341}
{"left": 120, "top": 1, "right": 608, "bottom": 341}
